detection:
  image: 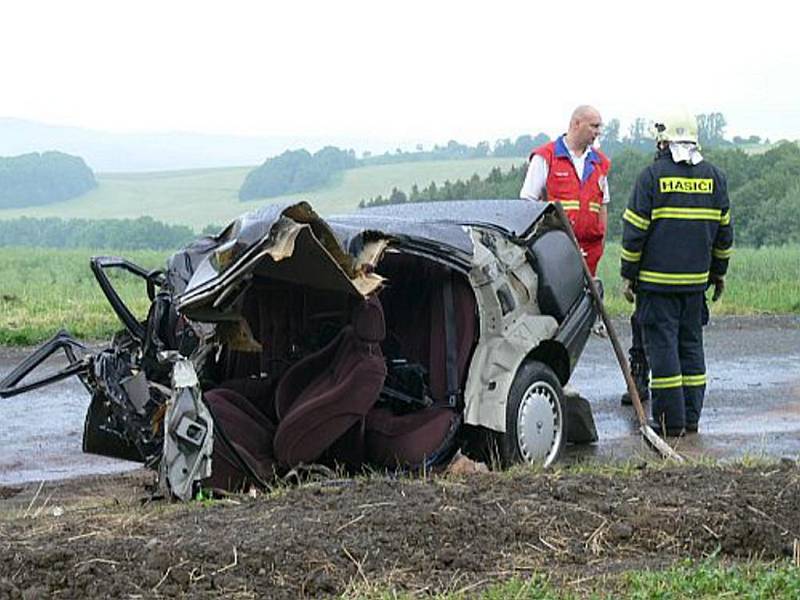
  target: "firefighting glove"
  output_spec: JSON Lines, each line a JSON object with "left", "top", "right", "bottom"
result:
{"left": 622, "top": 278, "right": 636, "bottom": 304}
{"left": 709, "top": 273, "right": 725, "bottom": 302}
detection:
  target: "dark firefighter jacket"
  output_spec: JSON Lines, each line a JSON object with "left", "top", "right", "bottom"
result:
{"left": 621, "top": 149, "right": 733, "bottom": 293}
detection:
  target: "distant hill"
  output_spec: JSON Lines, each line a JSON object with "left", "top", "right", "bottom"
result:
{"left": 0, "top": 151, "right": 96, "bottom": 208}
{"left": 239, "top": 147, "right": 357, "bottom": 201}
{"left": 0, "top": 118, "right": 383, "bottom": 173}
{"left": 0, "top": 157, "right": 522, "bottom": 229}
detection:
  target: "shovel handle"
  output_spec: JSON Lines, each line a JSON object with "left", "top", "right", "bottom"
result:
{"left": 551, "top": 203, "right": 648, "bottom": 425}
{"left": 552, "top": 204, "right": 684, "bottom": 463}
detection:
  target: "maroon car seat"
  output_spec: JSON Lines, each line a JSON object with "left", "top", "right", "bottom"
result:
{"left": 273, "top": 296, "right": 387, "bottom": 469}
{"left": 203, "top": 387, "right": 278, "bottom": 491}
{"left": 365, "top": 272, "right": 475, "bottom": 469}
{"left": 364, "top": 405, "right": 460, "bottom": 469}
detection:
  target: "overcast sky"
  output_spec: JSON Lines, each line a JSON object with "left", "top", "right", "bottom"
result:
{"left": 2, "top": 0, "right": 797, "bottom": 150}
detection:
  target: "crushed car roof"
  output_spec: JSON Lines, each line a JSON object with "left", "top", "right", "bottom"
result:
{"left": 167, "top": 199, "right": 548, "bottom": 298}
{"left": 331, "top": 199, "right": 547, "bottom": 239}
{"left": 231, "top": 198, "right": 546, "bottom": 248}
{"left": 342, "top": 198, "right": 546, "bottom": 231}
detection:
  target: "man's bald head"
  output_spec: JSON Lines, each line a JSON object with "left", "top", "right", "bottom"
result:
{"left": 570, "top": 105, "right": 601, "bottom": 128}
{"left": 566, "top": 105, "right": 603, "bottom": 153}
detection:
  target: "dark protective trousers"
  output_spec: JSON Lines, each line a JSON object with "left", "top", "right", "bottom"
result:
{"left": 629, "top": 296, "right": 646, "bottom": 363}
{"left": 638, "top": 291, "right": 706, "bottom": 429}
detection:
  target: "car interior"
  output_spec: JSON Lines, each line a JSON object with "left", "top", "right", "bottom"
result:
{"left": 200, "top": 250, "right": 479, "bottom": 490}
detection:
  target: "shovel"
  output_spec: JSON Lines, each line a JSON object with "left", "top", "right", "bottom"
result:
{"left": 552, "top": 203, "right": 684, "bottom": 462}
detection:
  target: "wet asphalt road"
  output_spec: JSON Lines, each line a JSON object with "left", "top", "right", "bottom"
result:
{"left": 1, "top": 316, "right": 799, "bottom": 484}
{"left": 568, "top": 315, "right": 800, "bottom": 463}
{"left": 0, "top": 345, "right": 141, "bottom": 485}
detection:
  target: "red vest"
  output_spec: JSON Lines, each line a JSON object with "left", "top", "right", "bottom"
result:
{"left": 532, "top": 137, "right": 611, "bottom": 242}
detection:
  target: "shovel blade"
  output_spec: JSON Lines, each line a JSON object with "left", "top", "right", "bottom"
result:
{"left": 640, "top": 425, "right": 685, "bottom": 462}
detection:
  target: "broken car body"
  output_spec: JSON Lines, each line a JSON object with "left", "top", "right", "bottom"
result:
{"left": 1, "top": 199, "right": 598, "bottom": 499}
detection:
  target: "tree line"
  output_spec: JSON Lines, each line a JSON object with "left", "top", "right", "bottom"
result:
{"left": 598, "top": 112, "right": 766, "bottom": 156}
{"left": 0, "top": 216, "right": 199, "bottom": 250}
{"left": 1, "top": 143, "right": 795, "bottom": 251}
{"left": 361, "top": 142, "right": 800, "bottom": 248}
{"left": 238, "top": 135, "right": 555, "bottom": 200}
{"left": 359, "top": 134, "right": 552, "bottom": 165}
{"left": 239, "top": 112, "right": 768, "bottom": 200}
{"left": 0, "top": 152, "right": 96, "bottom": 209}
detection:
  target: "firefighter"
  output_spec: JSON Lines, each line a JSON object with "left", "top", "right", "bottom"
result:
{"left": 520, "top": 105, "right": 611, "bottom": 276}
{"left": 620, "top": 111, "right": 733, "bottom": 436}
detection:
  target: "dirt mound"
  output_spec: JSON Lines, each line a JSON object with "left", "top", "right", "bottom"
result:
{"left": 2, "top": 463, "right": 799, "bottom": 598}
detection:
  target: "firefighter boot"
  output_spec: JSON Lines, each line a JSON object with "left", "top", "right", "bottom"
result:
{"left": 621, "top": 350, "right": 650, "bottom": 406}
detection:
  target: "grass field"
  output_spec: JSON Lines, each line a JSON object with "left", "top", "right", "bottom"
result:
{"left": 0, "top": 248, "right": 164, "bottom": 345}
{"left": 0, "top": 158, "right": 523, "bottom": 230}
{"left": 598, "top": 244, "right": 800, "bottom": 316}
{"left": 373, "top": 559, "right": 800, "bottom": 598}
{"left": 738, "top": 140, "right": 799, "bottom": 155}
{"left": 1, "top": 243, "right": 798, "bottom": 346}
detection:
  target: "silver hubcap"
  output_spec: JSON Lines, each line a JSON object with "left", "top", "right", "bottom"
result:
{"left": 516, "top": 380, "right": 563, "bottom": 467}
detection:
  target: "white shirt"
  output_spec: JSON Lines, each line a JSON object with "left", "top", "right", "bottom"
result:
{"left": 519, "top": 139, "right": 610, "bottom": 204}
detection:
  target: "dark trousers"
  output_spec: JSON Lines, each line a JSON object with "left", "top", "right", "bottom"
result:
{"left": 638, "top": 291, "right": 706, "bottom": 429}
{"left": 630, "top": 297, "right": 646, "bottom": 360}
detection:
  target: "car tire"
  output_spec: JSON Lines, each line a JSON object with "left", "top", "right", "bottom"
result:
{"left": 501, "top": 360, "right": 566, "bottom": 467}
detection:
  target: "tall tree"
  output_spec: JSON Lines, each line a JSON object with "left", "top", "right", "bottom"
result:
{"left": 599, "top": 118, "right": 622, "bottom": 155}
{"left": 697, "top": 112, "right": 728, "bottom": 147}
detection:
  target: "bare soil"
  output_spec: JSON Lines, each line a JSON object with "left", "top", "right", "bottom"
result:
{"left": 2, "top": 461, "right": 799, "bottom": 599}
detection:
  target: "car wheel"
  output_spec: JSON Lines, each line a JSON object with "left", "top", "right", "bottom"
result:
{"left": 502, "top": 360, "right": 566, "bottom": 467}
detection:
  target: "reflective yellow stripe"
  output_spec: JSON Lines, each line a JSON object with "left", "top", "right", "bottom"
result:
{"left": 713, "top": 247, "right": 734, "bottom": 259}
{"left": 659, "top": 177, "right": 714, "bottom": 194}
{"left": 621, "top": 248, "right": 641, "bottom": 262}
{"left": 639, "top": 270, "right": 710, "bottom": 285}
{"left": 623, "top": 208, "right": 650, "bottom": 230}
{"left": 553, "top": 200, "right": 602, "bottom": 213}
{"left": 651, "top": 375, "right": 683, "bottom": 389}
{"left": 682, "top": 374, "right": 707, "bottom": 387}
{"left": 720, "top": 212, "right": 731, "bottom": 226}
{"left": 652, "top": 207, "right": 722, "bottom": 221}
{"left": 555, "top": 200, "right": 580, "bottom": 211}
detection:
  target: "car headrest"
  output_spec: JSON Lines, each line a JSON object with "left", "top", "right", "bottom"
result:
{"left": 352, "top": 296, "right": 385, "bottom": 343}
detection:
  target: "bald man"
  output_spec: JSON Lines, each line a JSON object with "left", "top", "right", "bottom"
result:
{"left": 520, "top": 105, "right": 611, "bottom": 275}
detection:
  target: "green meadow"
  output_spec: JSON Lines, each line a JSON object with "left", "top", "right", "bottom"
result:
{"left": 0, "top": 158, "right": 522, "bottom": 230}
{"left": 598, "top": 244, "right": 800, "bottom": 316}
{"left": 1, "top": 244, "right": 798, "bottom": 346}
{"left": 0, "top": 248, "right": 163, "bottom": 345}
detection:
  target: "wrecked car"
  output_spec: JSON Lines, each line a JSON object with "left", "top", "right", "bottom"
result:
{"left": 0, "top": 199, "right": 598, "bottom": 499}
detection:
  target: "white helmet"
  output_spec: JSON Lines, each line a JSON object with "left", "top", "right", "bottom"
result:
{"left": 653, "top": 111, "right": 699, "bottom": 145}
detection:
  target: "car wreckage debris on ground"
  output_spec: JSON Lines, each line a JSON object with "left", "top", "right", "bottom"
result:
{"left": 0, "top": 200, "right": 600, "bottom": 500}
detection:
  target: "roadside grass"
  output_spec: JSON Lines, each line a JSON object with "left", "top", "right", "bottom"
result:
{"left": 0, "top": 158, "right": 522, "bottom": 230}
{"left": 1, "top": 243, "right": 798, "bottom": 346}
{"left": 343, "top": 558, "right": 800, "bottom": 599}
{"left": 598, "top": 243, "right": 800, "bottom": 317}
{"left": 618, "top": 558, "right": 800, "bottom": 599}
{"left": 491, "top": 451, "right": 788, "bottom": 484}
